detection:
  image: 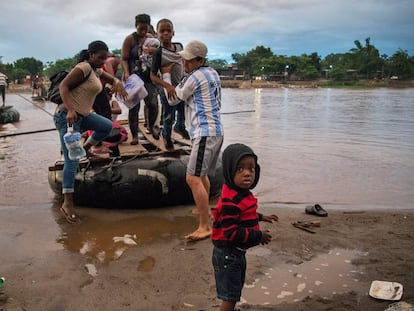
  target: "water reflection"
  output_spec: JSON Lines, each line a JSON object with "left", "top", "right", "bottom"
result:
{"left": 221, "top": 88, "right": 414, "bottom": 208}
{"left": 241, "top": 248, "right": 366, "bottom": 305}
{"left": 55, "top": 204, "right": 197, "bottom": 264}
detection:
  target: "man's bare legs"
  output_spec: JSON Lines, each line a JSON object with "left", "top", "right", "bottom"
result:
{"left": 185, "top": 174, "right": 211, "bottom": 240}
{"left": 191, "top": 176, "right": 210, "bottom": 215}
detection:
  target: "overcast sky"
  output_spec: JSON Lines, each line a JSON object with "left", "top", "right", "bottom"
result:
{"left": 1, "top": 0, "right": 413, "bottom": 65}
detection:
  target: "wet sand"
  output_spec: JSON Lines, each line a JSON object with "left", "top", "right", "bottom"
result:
{"left": 1, "top": 203, "right": 413, "bottom": 311}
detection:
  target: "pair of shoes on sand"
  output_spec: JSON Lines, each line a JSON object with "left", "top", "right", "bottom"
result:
{"left": 305, "top": 204, "right": 328, "bottom": 217}
{"left": 173, "top": 127, "right": 190, "bottom": 140}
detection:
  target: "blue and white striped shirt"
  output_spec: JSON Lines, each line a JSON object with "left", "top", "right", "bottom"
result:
{"left": 175, "top": 66, "right": 224, "bottom": 139}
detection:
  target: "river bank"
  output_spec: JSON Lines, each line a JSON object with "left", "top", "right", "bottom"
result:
{"left": 0, "top": 205, "right": 413, "bottom": 310}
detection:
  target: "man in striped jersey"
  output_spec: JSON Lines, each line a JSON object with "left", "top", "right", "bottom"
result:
{"left": 166, "top": 40, "right": 224, "bottom": 241}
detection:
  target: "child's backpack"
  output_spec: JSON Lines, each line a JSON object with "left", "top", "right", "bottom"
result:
{"left": 47, "top": 71, "right": 69, "bottom": 104}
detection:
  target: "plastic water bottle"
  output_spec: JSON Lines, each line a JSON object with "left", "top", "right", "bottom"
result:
{"left": 63, "top": 124, "right": 86, "bottom": 160}
{"left": 0, "top": 277, "right": 5, "bottom": 288}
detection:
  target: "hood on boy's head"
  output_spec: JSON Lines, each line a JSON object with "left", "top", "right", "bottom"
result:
{"left": 222, "top": 143, "right": 260, "bottom": 190}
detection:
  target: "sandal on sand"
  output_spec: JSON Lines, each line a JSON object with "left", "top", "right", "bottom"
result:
{"left": 296, "top": 220, "right": 321, "bottom": 228}
{"left": 292, "top": 222, "right": 316, "bottom": 233}
{"left": 60, "top": 207, "right": 80, "bottom": 224}
{"left": 305, "top": 204, "right": 328, "bottom": 217}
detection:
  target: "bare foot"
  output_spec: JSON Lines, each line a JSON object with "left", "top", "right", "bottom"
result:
{"left": 185, "top": 228, "right": 211, "bottom": 241}
{"left": 191, "top": 208, "right": 200, "bottom": 215}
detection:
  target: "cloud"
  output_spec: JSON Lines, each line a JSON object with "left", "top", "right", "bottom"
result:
{"left": 1, "top": 0, "right": 413, "bottom": 64}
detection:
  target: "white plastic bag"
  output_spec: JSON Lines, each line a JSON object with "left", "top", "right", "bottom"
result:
{"left": 119, "top": 74, "right": 148, "bottom": 109}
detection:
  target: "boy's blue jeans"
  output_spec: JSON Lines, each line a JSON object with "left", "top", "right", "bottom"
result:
{"left": 159, "top": 91, "right": 186, "bottom": 139}
{"left": 53, "top": 108, "right": 112, "bottom": 194}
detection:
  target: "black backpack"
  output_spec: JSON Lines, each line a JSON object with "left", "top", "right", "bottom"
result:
{"left": 47, "top": 71, "right": 69, "bottom": 104}
{"left": 47, "top": 68, "right": 92, "bottom": 104}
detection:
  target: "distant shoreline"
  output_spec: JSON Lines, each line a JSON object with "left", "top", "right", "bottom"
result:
{"left": 221, "top": 79, "right": 414, "bottom": 89}
{"left": 6, "top": 79, "right": 414, "bottom": 93}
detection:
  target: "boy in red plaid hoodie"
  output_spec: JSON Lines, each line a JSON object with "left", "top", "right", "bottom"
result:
{"left": 211, "top": 143, "right": 279, "bottom": 311}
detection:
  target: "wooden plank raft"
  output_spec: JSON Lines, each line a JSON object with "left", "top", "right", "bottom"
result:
{"left": 138, "top": 122, "right": 191, "bottom": 153}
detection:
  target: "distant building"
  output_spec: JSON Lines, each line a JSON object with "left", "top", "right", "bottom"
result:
{"left": 217, "top": 65, "right": 246, "bottom": 80}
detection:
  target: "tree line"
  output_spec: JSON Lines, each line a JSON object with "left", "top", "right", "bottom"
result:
{"left": 0, "top": 37, "right": 413, "bottom": 83}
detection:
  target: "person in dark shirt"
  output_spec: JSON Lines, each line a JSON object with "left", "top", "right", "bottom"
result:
{"left": 121, "top": 13, "right": 160, "bottom": 145}
{"left": 211, "top": 143, "right": 278, "bottom": 311}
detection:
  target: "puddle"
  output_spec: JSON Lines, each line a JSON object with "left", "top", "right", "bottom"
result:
{"left": 57, "top": 210, "right": 196, "bottom": 264}
{"left": 241, "top": 248, "right": 366, "bottom": 305}
{"left": 137, "top": 256, "right": 156, "bottom": 272}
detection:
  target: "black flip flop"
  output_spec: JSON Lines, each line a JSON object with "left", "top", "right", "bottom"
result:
{"left": 305, "top": 204, "right": 328, "bottom": 217}
{"left": 60, "top": 207, "right": 80, "bottom": 224}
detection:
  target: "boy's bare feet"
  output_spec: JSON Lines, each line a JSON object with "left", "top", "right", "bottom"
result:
{"left": 185, "top": 228, "right": 211, "bottom": 241}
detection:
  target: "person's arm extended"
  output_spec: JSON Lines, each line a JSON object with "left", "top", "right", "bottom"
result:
{"left": 100, "top": 71, "right": 127, "bottom": 100}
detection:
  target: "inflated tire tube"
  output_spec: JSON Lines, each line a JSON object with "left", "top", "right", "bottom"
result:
{"left": 0, "top": 107, "right": 20, "bottom": 124}
{"left": 48, "top": 154, "right": 224, "bottom": 208}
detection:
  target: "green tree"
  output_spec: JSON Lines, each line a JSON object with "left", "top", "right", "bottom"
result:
{"left": 207, "top": 59, "right": 228, "bottom": 70}
{"left": 232, "top": 46, "right": 274, "bottom": 77}
{"left": 388, "top": 49, "right": 413, "bottom": 79}
{"left": 13, "top": 57, "right": 43, "bottom": 78}
{"left": 0, "top": 63, "right": 13, "bottom": 80}
{"left": 43, "top": 57, "right": 77, "bottom": 78}
{"left": 290, "top": 54, "right": 321, "bottom": 80}
{"left": 350, "top": 37, "right": 381, "bottom": 79}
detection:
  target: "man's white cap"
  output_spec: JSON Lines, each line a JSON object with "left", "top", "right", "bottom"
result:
{"left": 179, "top": 40, "right": 208, "bottom": 60}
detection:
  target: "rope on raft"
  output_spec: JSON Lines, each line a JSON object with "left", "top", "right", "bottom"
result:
{"left": 0, "top": 128, "right": 56, "bottom": 138}
{"left": 221, "top": 110, "right": 255, "bottom": 115}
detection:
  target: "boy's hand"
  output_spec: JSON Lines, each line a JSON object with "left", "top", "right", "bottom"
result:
{"left": 261, "top": 214, "right": 279, "bottom": 223}
{"left": 260, "top": 230, "right": 272, "bottom": 245}
{"left": 165, "top": 84, "right": 177, "bottom": 100}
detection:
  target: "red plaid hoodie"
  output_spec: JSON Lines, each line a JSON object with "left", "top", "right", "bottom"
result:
{"left": 211, "top": 143, "right": 263, "bottom": 249}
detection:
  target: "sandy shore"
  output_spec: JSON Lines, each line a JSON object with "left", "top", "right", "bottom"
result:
{"left": 1, "top": 203, "right": 413, "bottom": 311}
